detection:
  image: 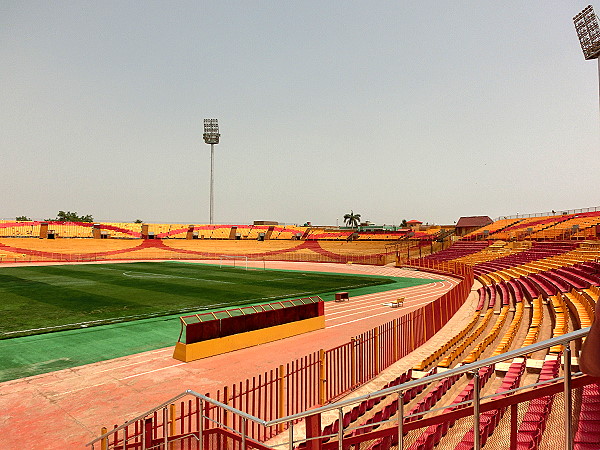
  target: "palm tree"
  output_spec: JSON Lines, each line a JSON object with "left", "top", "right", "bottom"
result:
{"left": 343, "top": 210, "right": 361, "bottom": 228}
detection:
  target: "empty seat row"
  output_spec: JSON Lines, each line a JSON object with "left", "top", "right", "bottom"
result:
{"left": 522, "top": 296, "right": 544, "bottom": 349}
{"left": 549, "top": 294, "right": 569, "bottom": 354}
{"left": 462, "top": 305, "right": 510, "bottom": 364}
{"left": 438, "top": 309, "right": 494, "bottom": 368}
{"left": 413, "top": 312, "right": 480, "bottom": 371}
{"left": 492, "top": 301, "right": 524, "bottom": 357}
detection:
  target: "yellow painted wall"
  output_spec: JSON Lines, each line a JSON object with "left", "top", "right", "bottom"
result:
{"left": 173, "top": 315, "right": 325, "bottom": 362}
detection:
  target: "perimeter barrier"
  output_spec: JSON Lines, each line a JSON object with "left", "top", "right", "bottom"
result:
{"left": 0, "top": 250, "right": 391, "bottom": 265}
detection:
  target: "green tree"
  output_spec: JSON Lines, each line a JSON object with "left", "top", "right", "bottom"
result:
{"left": 134, "top": 219, "right": 143, "bottom": 223}
{"left": 15, "top": 216, "right": 31, "bottom": 221}
{"left": 343, "top": 210, "right": 361, "bottom": 228}
{"left": 48, "top": 211, "right": 94, "bottom": 222}
{"left": 400, "top": 219, "right": 408, "bottom": 228}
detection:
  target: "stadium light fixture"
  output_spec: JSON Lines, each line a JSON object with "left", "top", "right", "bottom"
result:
{"left": 574, "top": 5, "right": 600, "bottom": 60}
{"left": 203, "top": 119, "right": 220, "bottom": 225}
{"left": 574, "top": 5, "right": 600, "bottom": 120}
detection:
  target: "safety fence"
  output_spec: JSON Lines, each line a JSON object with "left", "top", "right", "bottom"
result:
{"left": 494, "top": 205, "right": 600, "bottom": 221}
{"left": 0, "top": 249, "right": 393, "bottom": 266}
{"left": 90, "top": 261, "right": 473, "bottom": 448}
{"left": 461, "top": 226, "right": 600, "bottom": 242}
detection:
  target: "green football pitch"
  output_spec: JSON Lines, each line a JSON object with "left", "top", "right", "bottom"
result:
{"left": 0, "top": 261, "right": 397, "bottom": 338}
{"left": 0, "top": 262, "right": 438, "bottom": 381}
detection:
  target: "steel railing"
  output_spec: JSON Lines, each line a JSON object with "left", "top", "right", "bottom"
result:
{"left": 88, "top": 327, "right": 592, "bottom": 450}
{"left": 494, "top": 206, "right": 600, "bottom": 221}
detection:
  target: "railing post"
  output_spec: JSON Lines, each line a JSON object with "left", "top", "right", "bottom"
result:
{"left": 305, "top": 413, "right": 322, "bottom": 450}
{"left": 337, "top": 408, "right": 344, "bottom": 450}
{"left": 410, "top": 316, "right": 415, "bottom": 352}
{"left": 241, "top": 418, "right": 247, "bottom": 450}
{"left": 564, "top": 343, "right": 573, "bottom": 450}
{"left": 473, "top": 371, "right": 481, "bottom": 450}
{"left": 510, "top": 403, "right": 517, "bottom": 450}
{"left": 278, "top": 364, "right": 285, "bottom": 432}
{"left": 100, "top": 427, "right": 107, "bottom": 450}
{"left": 223, "top": 385, "right": 229, "bottom": 428}
{"left": 288, "top": 421, "right": 294, "bottom": 450}
{"left": 169, "top": 404, "right": 176, "bottom": 450}
{"left": 163, "top": 407, "right": 168, "bottom": 449}
{"left": 199, "top": 399, "right": 204, "bottom": 450}
{"left": 398, "top": 391, "right": 404, "bottom": 449}
{"left": 144, "top": 417, "right": 152, "bottom": 449}
{"left": 350, "top": 338, "right": 356, "bottom": 388}
{"left": 393, "top": 319, "right": 399, "bottom": 362}
{"left": 319, "top": 349, "right": 327, "bottom": 405}
{"left": 422, "top": 309, "right": 428, "bottom": 344}
{"left": 374, "top": 327, "right": 380, "bottom": 374}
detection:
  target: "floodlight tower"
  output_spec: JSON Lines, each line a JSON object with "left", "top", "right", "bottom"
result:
{"left": 574, "top": 5, "right": 600, "bottom": 117}
{"left": 203, "top": 118, "right": 220, "bottom": 225}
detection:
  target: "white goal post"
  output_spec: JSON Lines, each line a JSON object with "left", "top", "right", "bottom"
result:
{"left": 218, "top": 255, "right": 266, "bottom": 270}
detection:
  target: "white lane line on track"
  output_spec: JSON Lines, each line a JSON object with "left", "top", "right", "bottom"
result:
{"left": 95, "top": 359, "right": 159, "bottom": 373}
{"left": 323, "top": 278, "right": 456, "bottom": 323}
{"left": 325, "top": 296, "right": 437, "bottom": 323}
{"left": 324, "top": 287, "right": 451, "bottom": 317}
{"left": 48, "top": 381, "right": 115, "bottom": 398}
{"left": 326, "top": 302, "right": 420, "bottom": 322}
{"left": 120, "top": 363, "right": 186, "bottom": 380}
{"left": 121, "top": 348, "right": 172, "bottom": 358}
{"left": 326, "top": 299, "right": 433, "bottom": 328}
{"left": 325, "top": 291, "right": 435, "bottom": 312}
{"left": 48, "top": 362, "right": 187, "bottom": 396}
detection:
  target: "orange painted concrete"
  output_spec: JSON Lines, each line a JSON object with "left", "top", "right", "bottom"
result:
{"left": 173, "top": 315, "right": 326, "bottom": 362}
{"left": 0, "top": 261, "right": 457, "bottom": 449}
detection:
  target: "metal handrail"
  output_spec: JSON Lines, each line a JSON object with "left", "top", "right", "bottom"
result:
{"left": 87, "top": 391, "right": 267, "bottom": 446}
{"left": 87, "top": 327, "right": 590, "bottom": 447}
{"left": 264, "top": 327, "right": 589, "bottom": 426}
{"left": 494, "top": 206, "right": 600, "bottom": 221}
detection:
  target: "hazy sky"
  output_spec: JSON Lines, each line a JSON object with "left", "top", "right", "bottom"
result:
{"left": 1, "top": 2, "right": 599, "bottom": 226}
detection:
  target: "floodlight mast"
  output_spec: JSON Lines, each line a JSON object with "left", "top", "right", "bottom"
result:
{"left": 574, "top": 5, "right": 600, "bottom": 118}
{"left": 203, "top": 119, "right": 220, "bottom": 225}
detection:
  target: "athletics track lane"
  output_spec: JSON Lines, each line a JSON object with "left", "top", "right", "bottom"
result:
{"left": 0, "top": 261, "right": 457, "bottom": 449}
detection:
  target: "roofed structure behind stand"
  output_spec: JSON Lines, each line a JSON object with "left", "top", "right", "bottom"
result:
{"left": 455, "top": 215, "right": 493, "bottom": 236}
